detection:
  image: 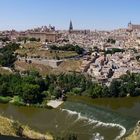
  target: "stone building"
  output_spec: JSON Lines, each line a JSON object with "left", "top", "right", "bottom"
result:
{"left": 128, "top": 22, "right": 140, "bottom": 30}
{"left": 27, "top": 31, "right": 57, "bottom": 42}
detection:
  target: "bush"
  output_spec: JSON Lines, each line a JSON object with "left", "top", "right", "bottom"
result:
{"left": 0, "top": 96, "right": 12, "bottom": 103}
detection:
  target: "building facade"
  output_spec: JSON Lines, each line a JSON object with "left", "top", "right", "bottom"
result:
{"left": 27, "top": 31, "right": 57, "bottom": 42}
{"left": 128, "top": 22, "right": 140, "bottom": 30}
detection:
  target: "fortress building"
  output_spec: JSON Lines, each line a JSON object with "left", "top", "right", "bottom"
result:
{"left": 27, "top": 31, "right": 57, "bottom": 42}
{"left": 128, "top": 21, "right": 140, "bottom": 30}
{"left": 26, "top": 26, "right": 59, "bottom": 42}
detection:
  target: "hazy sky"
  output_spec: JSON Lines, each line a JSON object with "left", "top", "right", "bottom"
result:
{"left": 0, "top": 0, "right": 140, "bottom": 30}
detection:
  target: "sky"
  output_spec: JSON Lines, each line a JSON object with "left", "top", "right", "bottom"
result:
{"left": 0, "top": 0, "right": 140, "bottom": 31}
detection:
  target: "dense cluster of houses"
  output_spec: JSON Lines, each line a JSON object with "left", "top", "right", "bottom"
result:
{"left": 1, "top": 22, "right": 140, "bottom": 84}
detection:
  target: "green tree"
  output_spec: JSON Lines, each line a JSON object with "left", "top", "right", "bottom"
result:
{"left": 0, "top": 83, "right": 9, "bottom": 97}
{"left": 109, "top": 79, "right": 121, "bottom": 97}
{"left": 133, "top": 88, "right": 140, "bottom": 97}
{"left": 53, "top": 87, "right": 62, "bottom": 99}
{"left": 21, "top": 84, "right": 43, "bottom": 104}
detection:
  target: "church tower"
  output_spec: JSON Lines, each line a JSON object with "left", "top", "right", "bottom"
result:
{"left": 128, "top": 21, "right": 132, "bottom": 29}
{"left": 69, "top": 20, "right": 73, "bottom": 31}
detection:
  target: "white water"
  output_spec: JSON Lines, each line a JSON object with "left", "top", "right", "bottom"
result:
{"left": 61, "top": 109, "right": 126, "bottom": 140}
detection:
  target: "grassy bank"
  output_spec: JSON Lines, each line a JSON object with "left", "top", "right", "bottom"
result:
{"left": 0, "top": 96, "right": 26, "bottom": 106}
{"left": 0, "top": 115, "right": 53, "bottom": 140}
{"left": 0, "top": 96, "right": 12, "bottom": 103}
{"left": 9, "top": 96, "right": 25, "bottom": 106}
{"left": 0, "top": 96, "right": 53, "bottom": 109}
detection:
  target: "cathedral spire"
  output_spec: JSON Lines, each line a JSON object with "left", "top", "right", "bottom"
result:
{"left": 69, "top": 20, "right": 73, "bottom": 31}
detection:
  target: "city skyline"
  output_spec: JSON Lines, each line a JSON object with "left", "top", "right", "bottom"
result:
{"left": 0, "top": 0, "right": 140, "bottom": 31}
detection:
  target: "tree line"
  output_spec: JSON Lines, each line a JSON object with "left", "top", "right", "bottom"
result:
{"left": 1, "top": 71, "right": 140, "bottom": 105}
{"left": 104, "top": 48, "right": 125, "bottom": 55}
{"left": 50, "top": 44, "right": 84, "bottom": 55}
{"left": 0, "top": 43, "right": 19, "bottom": 67}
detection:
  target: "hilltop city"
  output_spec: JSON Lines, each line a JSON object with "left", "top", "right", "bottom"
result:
{"left": 1, "top": 21, "right": 140, "bottom": 85}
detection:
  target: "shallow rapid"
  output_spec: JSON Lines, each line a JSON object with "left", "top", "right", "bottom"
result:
{"left": 0, "top": 97, "right": 139, "bottom": 140}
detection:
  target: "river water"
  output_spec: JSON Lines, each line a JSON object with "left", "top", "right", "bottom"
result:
{"left": 0, "top": 96, "right": 140, "bottom": 140}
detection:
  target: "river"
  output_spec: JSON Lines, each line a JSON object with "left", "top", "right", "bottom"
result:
{"left": 0, "top": 96, "right": 140, "bottom": 140}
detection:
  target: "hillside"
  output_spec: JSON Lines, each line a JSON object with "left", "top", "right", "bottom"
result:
{"left": 14, "top": 59, "right": 82, "bottom": 76}
{"left": 0, "top": 115, "right": 53, "bottom": 140}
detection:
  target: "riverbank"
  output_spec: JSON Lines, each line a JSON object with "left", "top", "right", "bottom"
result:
{"left": 0, "top": 99, "right": 139, "bottom": 140}
{"left": 0, "top": 96, "right": 55, "bottom": 109}
{"left": 1, "top": 95, "right": 140, "bottom": 140}
{"left": 123, "top": 121, "right": 140, "bottom": 140}
{"left": 47, "top": 100, "right": 64, "bottom": 108}
{"left": 0, "top": 115, "right": 53, "bottom": 140}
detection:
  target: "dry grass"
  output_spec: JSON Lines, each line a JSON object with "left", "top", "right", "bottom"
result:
{"left": 14, "top": 59, "right": 82, "bottom": 76}
{"left": 22, "top": 42, "right": 42, "bottom": 49}
{"left": 15, "top": 60, "right": 53, "bottom": 76}
{"left": 16, "top": 48, "right": 78, "bottom": 59}
{"left": 0, "top": 67, "right": 12, "bottom": 75}
{"left": 123, "top": 123, "right": 140, "bottom": 140}
{"left": 57, "top": 59, "right": 82, "bottom": 72}
{"left": 16, "top": 42, "right": 78, "bottom": 59}
{"left": 0, "top": 115, "right": 53, "bottom": 140}
{"left": 15, "top": 42, "right": 82, "bottom": 75}
{"left": 22, "top": 125, "right": 53, "bottom": 140}
{"left": 0, "top": 116, "right": 18, "bottom": 137}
